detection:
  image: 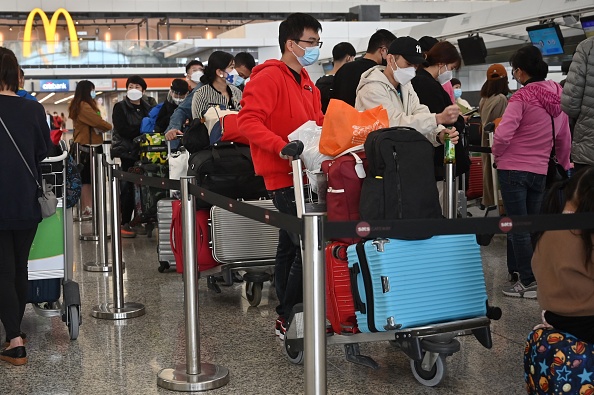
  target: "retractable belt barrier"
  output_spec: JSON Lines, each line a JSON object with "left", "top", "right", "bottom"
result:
{"left": 113, "top": 169, "right": 593, "bottom": 238}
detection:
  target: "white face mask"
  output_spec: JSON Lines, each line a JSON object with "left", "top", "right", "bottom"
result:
{"left": 437, "top": 65, "right": 453, "bottom": 85}
{"left": 127, "top": 89, "right": 143, "bottom": 101}
{"left": 190, "top": 71, "right": 203, "bottom": 83}
{"left": 392, "top": 64, "right": 416, "bottom": 86}
{"left": 172, "top": 96, "right": 185, "bottom": 105}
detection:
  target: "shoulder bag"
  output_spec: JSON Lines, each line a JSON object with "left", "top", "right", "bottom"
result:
{"left": 546, "top": 116, "right": 568, "bottom": 188}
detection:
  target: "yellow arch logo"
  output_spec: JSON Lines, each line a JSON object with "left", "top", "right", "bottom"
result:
{"left": 23, "top": 8, "right": 80, "bottom": 57}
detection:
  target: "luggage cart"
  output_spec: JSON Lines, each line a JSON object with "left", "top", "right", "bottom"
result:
{"left": 280, "top": 140, "right": 501, "bottom": 387}
{"left": 28, "top": 143, "right": 82, "bottom": 340}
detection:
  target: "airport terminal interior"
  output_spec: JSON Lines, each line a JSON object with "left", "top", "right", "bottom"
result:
{"left": 1, "top": 0, "right": 593, "bottom": 393}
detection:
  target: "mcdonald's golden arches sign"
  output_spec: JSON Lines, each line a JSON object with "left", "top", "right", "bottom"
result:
{"left": 23, "top": 8, "right": 80, "bottom": 57}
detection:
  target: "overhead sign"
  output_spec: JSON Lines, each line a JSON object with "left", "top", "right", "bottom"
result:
{"left": 40, "top": 80, "right": 70, "bottom": 92}
{"left": 23, "top": 8, "right": 80, "bottom": 58}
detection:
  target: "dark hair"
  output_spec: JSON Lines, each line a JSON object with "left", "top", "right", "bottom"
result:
{"left": 451, "top": 78, "right": 461, "bottom": 87}
{"left": 201, "top": 51, "right": 234, "bottom": 84}
{"left": 418, "top": 36, "right": 438, "bottom": 53}
{"left": 170, "top": 78, "right": 189, "bottom": 95}
{"left": 0, "top": 47, "right": 20, "bottom": 93}
{"left": 480, "top": 77, "right": 512, "bottom": 98}
{"left": 234, "top": 52, "right": 256, "bottom": 71}
{"left": 425, "top": 41, "right": 461, "bottom": 69}
{"left": 68, "top": 80, "right": 99, "bottom": 121}
{"left": 366, "top": 29, "right": 396, "bottom": 53}
{"left": 126, "top": 75, "right": 147, "bottom": 91}
{"left": 332, "top": 42, "right": 356, "bottom": 61}
{"left": 509, "top": 45, "right": 548, "bottom": 80}
{"left": 185, "top": 59, "right": 204, "bottom": 73}
{"left": 278, "top": 13, "right": 322, "bottom": 54}
{"left": 538, "top": 167, "right": 594, "bottom": 265}
{"left": 19, "top": 67, "right": 25, "bottom": 79}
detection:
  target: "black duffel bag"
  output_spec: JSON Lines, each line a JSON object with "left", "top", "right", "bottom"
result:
{"left": 187, "top": 141, "right": 268, "bottom": 208}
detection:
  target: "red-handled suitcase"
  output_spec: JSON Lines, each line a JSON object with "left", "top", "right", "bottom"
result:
{"left": 326, "top": 241, "right": 359, "bottom": 334}
{"left": 321, "top": 150, "right": 367, "bottom": 244}
{"left": 466, "top": 156, "right": 483, "bottom": 200}
{"left": 170, "top": 200, "right": 219, "bottom": 273}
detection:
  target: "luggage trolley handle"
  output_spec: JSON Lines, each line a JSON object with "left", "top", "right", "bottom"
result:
{"left": 282, "top": 140, "right": 306, "bottom": 218}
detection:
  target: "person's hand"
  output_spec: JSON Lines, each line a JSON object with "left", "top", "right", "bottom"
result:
{"left": 165, "top": 129, "right": 183, "bottom": 141}
{"left": 439, "top": 127, "right": 459, "bottom": 144}
{"left": 436, "top": 105, "right": 460, "bottom": 125}
{"left": 279, "top": 151, "right": 290, "bottom": 160}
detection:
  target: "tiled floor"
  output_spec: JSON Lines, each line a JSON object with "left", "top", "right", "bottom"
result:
{"left": 0, "top": 217, "right": 540, "bottom": 395}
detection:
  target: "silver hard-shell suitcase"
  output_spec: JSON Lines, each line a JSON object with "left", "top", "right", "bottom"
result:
{"left": 209, "top": 200, "right": 279, "bottom": 264}
{"left": 157, "top": 198, "right": 176, "bottom": 272}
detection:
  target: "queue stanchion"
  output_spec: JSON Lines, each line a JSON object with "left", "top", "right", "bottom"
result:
{"left": 302, "top": 213, "right": 327, "bottom": 395}
{"left": 91, "top": 160, "right": 145, "bottom": 320}
{"left": 158, "top": 176, "right": 229, "bottom": 391}
{"left": 83, "top": 153, "right": 112, "bottom": 273}
{"left": 80, "top": 145, "right": 100, "bottom": 241}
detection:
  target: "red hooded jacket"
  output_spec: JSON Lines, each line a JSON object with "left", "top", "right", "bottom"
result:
{"left": 238, "top": 59, "right": 324, "bottom": 190}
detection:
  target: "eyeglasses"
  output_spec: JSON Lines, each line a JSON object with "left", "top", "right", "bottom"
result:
{"left": 293, "top": 39, "right": 323, "bottom": 48}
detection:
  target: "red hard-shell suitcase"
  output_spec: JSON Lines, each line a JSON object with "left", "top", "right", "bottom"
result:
{"left": 170, "top": 200, "right": 219, "bottom": 273}
{"left": 325, "top": 242, "right": 359, "bottom": 334}
{"left": 321, "top": 150, "right": 368, "bottom": 244}
{"left": 466, "top": 156, "right": 483, "bottom": 200}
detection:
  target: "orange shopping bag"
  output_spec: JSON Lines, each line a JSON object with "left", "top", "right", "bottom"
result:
{"left": 319, "top": 99, "right": 389, "bottom": 156}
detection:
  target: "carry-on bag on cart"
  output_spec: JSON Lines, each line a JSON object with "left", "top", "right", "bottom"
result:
{"left": 135, "top": 133, "right": 168, "bottom": 165}
{"left": 129, "top": 162, "right": 169, "bottom": 234}
{"left": 326, "top": 241, "right": 359, "bottom": 334}
{"left": 157, "top": 198, "right": 176, "bottom": 272}
{"left": 347, "top": 234, "right": 488, "bottom": 332}
{"left": 360, "top": 127, "right": 442, "bottom": 221}
{"left": 322, "top": 150, "right": 367, "bottom": 244}
{"left": 170, "top": 200, "right": 218, "bottom": 273}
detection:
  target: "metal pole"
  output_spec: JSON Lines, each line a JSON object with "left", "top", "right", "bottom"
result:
{"left": 443, "top": 163, "right": 457, "bottom": 219}
{"left": 84, "top": 154, "right": 112, "bottom": 272}
{"left": 158, "top": 177, "right": 229, "bottom": 391}
{"left": 91, "top": 161, "right": 145, "bottom": 320}
{"left": 80, "top": 146, "right": 100, "bottom": 241}
{"left": 292, "top": 158, "right": 306, "bottom": 218}
{"left": 302, "top": 213, "right": 327, "bottom": 395}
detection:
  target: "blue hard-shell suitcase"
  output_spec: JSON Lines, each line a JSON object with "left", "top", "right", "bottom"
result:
{"left": 347, "top": 234, "right": 488, "bottom": 333}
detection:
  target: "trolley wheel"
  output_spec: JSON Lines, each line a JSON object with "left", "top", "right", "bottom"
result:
{"left": 410, "top": 353, "right": 446, "bottom": 387}
{"left": 245, "top": 282, "right": 263, "bottom": 307}
{"left": 67, "top": 305, "right": 80, "bottom": 340}
{"left": 158, "top": 261, "right": 170, "bottom": 273}
{"left": 284, "top": 339, "right": 304, "bottom": 365}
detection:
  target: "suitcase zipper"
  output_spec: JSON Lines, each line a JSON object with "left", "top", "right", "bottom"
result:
{"left": 393, "top": 150, "right": 403, "bottom": 218}
{"left": 355, "top": 241, "right": 377, "bottom": 332}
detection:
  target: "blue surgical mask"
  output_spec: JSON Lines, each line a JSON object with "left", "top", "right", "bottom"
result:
{"left": 225, "top": 69, "right": 245, "bottom": 86}
{"left": 292, "top": 42, "right": 320, "bottom": 67}
{"left": 454, "top": 88, "right": 462, "bottom": 99}
{"left": 90, "top": 91, "right": 96, "bottom": 99}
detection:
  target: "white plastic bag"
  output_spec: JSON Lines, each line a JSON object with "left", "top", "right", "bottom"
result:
{"left": 288, "top": 121, "right": 331, "bottom": 193}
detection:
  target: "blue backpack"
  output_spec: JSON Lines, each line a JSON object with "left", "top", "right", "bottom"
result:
{"left": 140, "top": 103, "right": 163, "bottom": 134}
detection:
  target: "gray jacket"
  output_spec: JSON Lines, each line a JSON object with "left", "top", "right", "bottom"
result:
{"left": 561, "top": 36, "right": 594, "bottom": 166}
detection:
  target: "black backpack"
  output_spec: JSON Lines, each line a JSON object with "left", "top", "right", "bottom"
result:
{"left": 187, "top": 141, "right": 268, "bottom": 208}
{"left": 360, "top": 127, "right": 442, "bottom": 221}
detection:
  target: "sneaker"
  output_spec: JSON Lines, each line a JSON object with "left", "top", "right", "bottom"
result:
{"left": 502, "top": 281, "right": 537, "bottom": 299}
{"left": 120, "top": 224, "right": 137, "bottom": 238}
{"left": 132, "top": 224, "right": 147, "bottom": 236}
{"left": 275, "top": 317, "right": 287, "bottom": 340}
{"left": 507, "top": 272, "right": 520, "bottom": 284}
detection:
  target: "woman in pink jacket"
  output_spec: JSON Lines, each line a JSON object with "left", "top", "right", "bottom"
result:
{"left": 492, "top": 45, "right": 571, "bottom": 299}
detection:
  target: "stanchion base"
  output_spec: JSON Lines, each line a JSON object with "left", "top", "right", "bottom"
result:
{"left": 74, "top": 215, "right": 92, "bottom": 222}
{"left": 157, "top": 363, "right": 229, "bottom": 392}
{"left": 80, "top": 234, "right": 100, "bottom": 241}
{"left": 91, "top": 302, "right": 145, "bottom": 320}
{"left": 83, "top": 262, "right": 113, "bottom": 272}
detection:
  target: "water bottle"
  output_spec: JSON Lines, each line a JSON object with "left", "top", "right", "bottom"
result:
{"left": 443, "top": 129, "right": 456, "bottom": 164}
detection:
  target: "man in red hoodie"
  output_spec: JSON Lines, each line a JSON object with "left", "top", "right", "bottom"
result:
{"left": 238, "top": 13, "right": 324, "bottom": 340}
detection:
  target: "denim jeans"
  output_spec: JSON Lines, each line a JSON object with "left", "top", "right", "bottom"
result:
{"left": 498, "top": 170, "right": 546, "bottom": 285}
{"left": 270, "top": 187, "right": 302, "bottom": 320}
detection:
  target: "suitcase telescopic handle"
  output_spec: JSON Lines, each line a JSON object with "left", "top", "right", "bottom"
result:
{"left": 349, "top": 263, "right": 366, "bottom": 314}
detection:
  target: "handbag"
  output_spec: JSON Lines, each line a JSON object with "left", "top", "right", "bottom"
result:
{"left": 546, "top": 116, "right": 567, "bottom": 188}
{"left": 0, "top": 116, "right": 58, "bottom": 218}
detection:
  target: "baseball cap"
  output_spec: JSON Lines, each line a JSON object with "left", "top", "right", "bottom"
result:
{"left": 170, "top": 78, "right": 189, "bottom": 95}
{"left": 388, "top": 36, "right": 426, "bottom": 65}
{"left": 487, "top": 64, "right": 507, "bottom": 81}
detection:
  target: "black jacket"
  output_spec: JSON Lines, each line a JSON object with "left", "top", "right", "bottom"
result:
{"left": 315, "top": 75, "right": 334, "bottom": 114}
{"left": 0, "top": 95, "right": 51, "bottom": 230}
{"left": 111, "top": 97, "right": 152, "bottom": 160}
{"left": 331, "top": 58, "right": 378, "bottom": 107}
{"left": 411, "top": 68, "right": 470, "bottom": 179}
